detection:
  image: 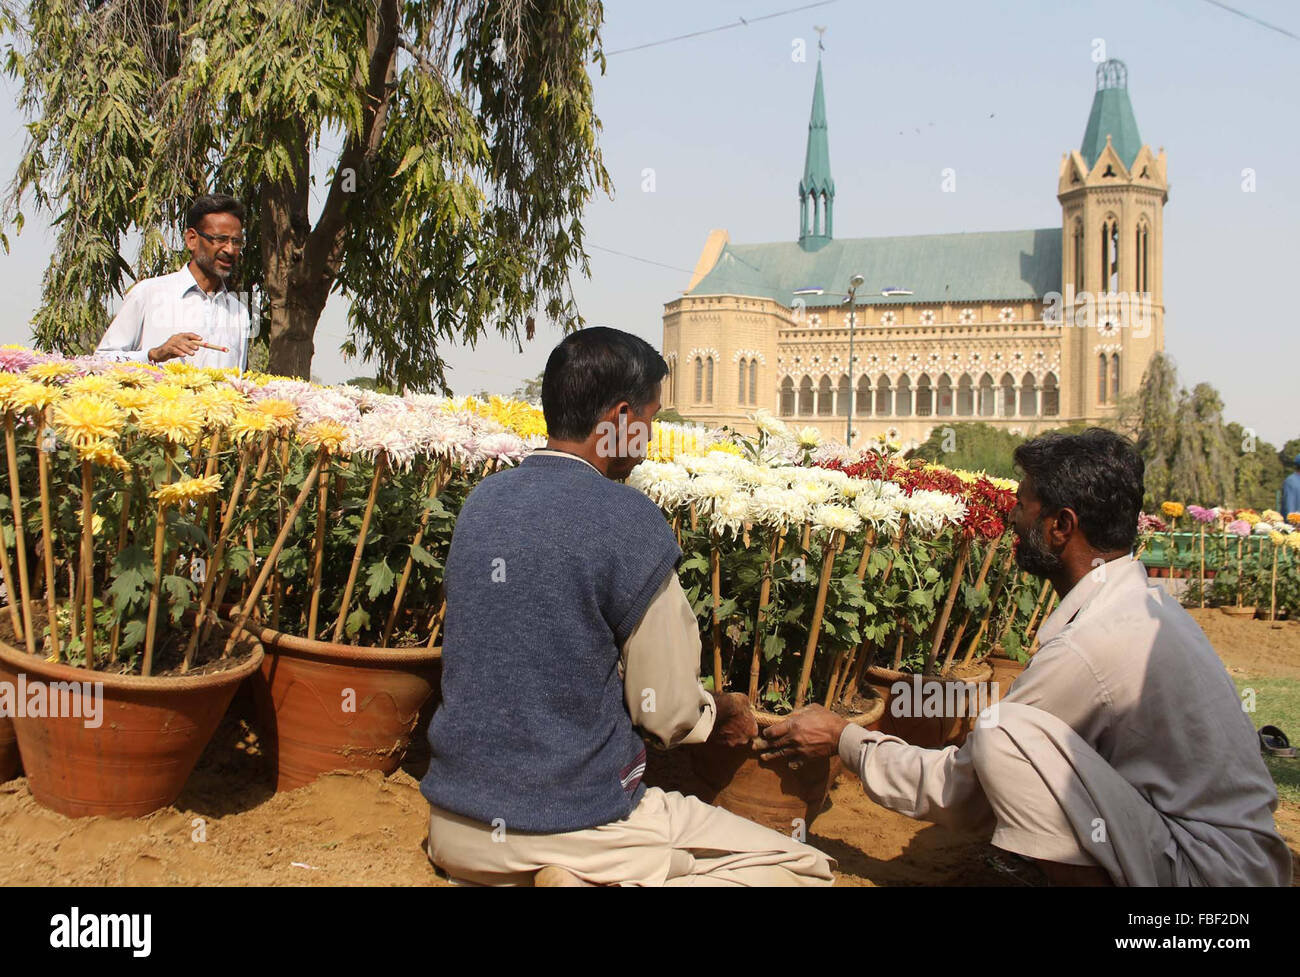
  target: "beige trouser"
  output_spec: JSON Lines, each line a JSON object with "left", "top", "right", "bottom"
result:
{"left": 966, "top": 702, "right": 1202, "bottom": 885}
{"left": 426, "top": 787, "right": 836, "bottom": 887}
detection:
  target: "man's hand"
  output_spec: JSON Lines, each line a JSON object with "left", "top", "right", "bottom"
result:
{"left": 148, "top": 332, "right": 204, "bottom": 363}
{"left": 754, "top": 704, "right": 849, "bottom": 763}
{"left": 708, "top": 692, "right": 758, "bottom": 748}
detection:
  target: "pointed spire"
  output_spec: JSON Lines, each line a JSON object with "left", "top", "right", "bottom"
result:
{"left": 1080, "top": 59, "right": 1143, "bottom": 170}
{"left": 799, "top": 55, "right": 834, "bottom": 251}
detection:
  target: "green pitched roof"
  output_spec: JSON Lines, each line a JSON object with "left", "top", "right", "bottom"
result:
{"left": 800, "top": 59, "right": 834, "bottom": 198}
{"left": 685, "top": 228, "right": 1062, "bottom": 307}
{"left": 1080, "top": 60, "right": 1143, "bottom": 169}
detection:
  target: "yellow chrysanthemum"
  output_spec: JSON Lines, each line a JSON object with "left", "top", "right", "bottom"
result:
{"left": 1287, "top": 533, "right": 1300, "bottom": 551}
{"left": 161, "top": 361, "right": 217, "bottom": 389}
{"left": 137, "top": 397, "right": 204, "bottom": 444}
{"left": 1262, "top": 509, "right": 1283, "bottom": 523}
{"left": 152, "top": 474, "right": 222, "bottom": 506}
{"left": 194, "top": 385, "right": 248, "bottom": 427}
{"left": 101, "top": 364, "right": 156, "bottom": 387}
{"left": 707, "top": 441, "right": 743, "bottom": 456}
{"left": 0, "top": 372, "right": 26, "bottom": 405}
{"left": 254, "top": 398, "right": 298, "bottom": 431}
{"left": 4, "top": 379, "right": 60, "bottom": 413}
{"left": 64, "top": 374, "right": 120, "bottom": 398}
{"left": 1269, "top": 531, "right": 1286, "bottom": 545}
{"left": 147, "top": 382, "right": 189, "bottom": 403}
{"left": 1239, "top": 510, "right": 1261, "bottom": 526}
{"left": 25, "top": 362, "right": 79, "bottom": 383}
{"left": 110, "top": 386, "right": 154, "bottom": 415}
{"left": 229, "top": 409, "right": 275, "bottom": 442}
{"left": 92, "top": 513, "right": 104, "bottom": 536}
{"left": 298, "top": 420, "right": 349, "bottom": 453}
{"left": 76, "top": 438, "right": 131, "bottom": 472}
{"left": 1159, "top": 501, "right": 1185, "bottom": 518}
{"left": 52, "top": 396, "right": 125, "bottom": 448}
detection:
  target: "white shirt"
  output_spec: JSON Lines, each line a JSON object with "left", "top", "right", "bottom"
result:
{"left": 96, "top": 265, "right": 250, "bottom": 371}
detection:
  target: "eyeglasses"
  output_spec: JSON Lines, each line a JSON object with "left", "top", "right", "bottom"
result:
{"left": 194, "top": 229, "right": 246, "bottom": 250}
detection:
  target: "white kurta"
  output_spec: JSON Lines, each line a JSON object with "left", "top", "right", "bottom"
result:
{"left": 95, "top": 265, "right": 250, "bottom": 371}
{"left": 839, "top": 555, "right": 1293, "bottom": 886}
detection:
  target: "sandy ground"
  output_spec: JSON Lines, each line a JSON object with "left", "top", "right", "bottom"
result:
{"left": 1, "top": 609, "right": 1297, "bottom": 886}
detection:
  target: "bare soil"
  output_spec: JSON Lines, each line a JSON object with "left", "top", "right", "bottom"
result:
{"left": 0, "top": 611, "right": 1297, "bottom": 886}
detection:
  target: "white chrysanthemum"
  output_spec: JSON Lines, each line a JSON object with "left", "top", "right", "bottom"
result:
{"left": 1253, "top": 521, "right": 1274, "bottom": 535}
{"left": 710, "top": 492, "right": 753, "bottom": 540}
{"left": 752, "top": 409, "right": 792, "bottom": 441}
{"left": 627, "top": 460, "right": 691, "bottom": 509}
{"left": 748, "top": 485, "right": 809, "bottom": 531}
{"left": 686, "top": 473, "right": 735, "bottom": 513}
{"left": 475, "top": 431, "right": 528, "bottom": 466}
{"left": 904, "top": 489, "right": 967, "bottom": 536}
{"left": 812, "top": 503, "right": 862, "bottom": 535}
{"left": 794, "top": 478, "right": 834, "bottom": 507}
{"left": 854, "top": 494, "right": 903, "bottom": 535}
{"left": 796, "top": 426, "right": 821, "bottom": 449}
{"left": 804, "top": 467, "right": 850, "bottom": 489}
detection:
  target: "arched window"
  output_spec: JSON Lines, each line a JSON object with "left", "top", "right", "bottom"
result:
{"left": 857, "top": 376, "right": 871, "bottom": 417}
{"left": 1000, "top": 372, "right": 1017, "bottom": 417}
{"left": 1043, "top": 372, "right": 1060, "bottom": 416}
{"left": 1135, "top": 222, "right": 1149, "bottom": 293}
{"left": 1021, "top": 372, "right": 1038, "bottom": 417}
{"left": 780, "top": 377, "right": 795, "bottom": 416}
{"left": 694, "top": 357, "right": 703, "bottom": 402}
{"left": 665, "top": 361, "right": 673, "bottom": 405}
{"left": 936, "top": 374, "right": 953, "bottom": 416}
{"left": 915, "top": 374, "right": 933, "bottom": 417}
{"left": 749, "top": 360, "right": 758, "bottom": 405}
{"left": 705, "top": 358, "right": 714, "bottom": 402}
{"left": 895, "top": 375, "right": 912, "bottom": 417}
{"left": 1111, "top": 353, "right": 1120, "bottom": 402}
{"left": 956, "top": 374, "right": 974, "bottom": 416}
{"left": 837, "top": 375, "right": 851, "bottom": 417}
{"left": 1098, "top": 353, "right": 1108, "bottom": 404}
{"left": 978, "top": 373, "right": 995, "bottom": 417}
{"left": 798, "top": 376, "right": 814, "bottom": 415}
{"left": 875, "top": 375, "right": 892, "bottom": 417}
{"left": 738, "top": 360, "right": 747, "bottom": 404}
{"left": 817, "top": 375, "right": 834, "bottom": 416}
{"left": 1101, "top": 216, "right": 1119, "bottom": 293}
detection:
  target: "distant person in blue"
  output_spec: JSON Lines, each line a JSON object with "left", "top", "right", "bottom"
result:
{"left": 1284, "top": 454, "right": 1300, "bottom": 518}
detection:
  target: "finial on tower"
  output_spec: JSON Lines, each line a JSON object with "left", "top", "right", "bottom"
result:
{"left": 1096, "top": 59, "right": 1127, "bottom": 91}
{"left": 814, "top": 25, "right": 826, "bottom": 52}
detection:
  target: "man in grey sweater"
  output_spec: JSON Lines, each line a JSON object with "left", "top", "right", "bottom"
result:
{"left": 422, "top": 327, "right": 834, "bottom": 886}
{"left": 761, "top": 429, "right": 1292, "bottom": 886}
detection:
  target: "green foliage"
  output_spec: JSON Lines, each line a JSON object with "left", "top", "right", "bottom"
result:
{"left": 4, "top": 0, "right": 610, "bottom": 386}
{"left": 906, "top": 422, "right": 1024, "bottom": 479}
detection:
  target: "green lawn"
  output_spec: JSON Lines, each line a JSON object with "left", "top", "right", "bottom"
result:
{"left": 1234, "top": 676, "right": 1300, "bottom": 805}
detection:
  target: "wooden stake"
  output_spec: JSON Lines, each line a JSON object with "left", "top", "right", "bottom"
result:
{"left": 382, "top": 460, "right": 451, "bottom": 647}
{"left": 184, "top": 444, "right": 253, "bottom": 668}
{"left": 35, "top": 412, "right": 60, "bottom": 661}
{"left": 332, "top": 452, "right": 387, "bottom": 643}
{"left": 924, "top": 534, "right": 971, "bottom": 675}
{"left": 963, "top": 546, "right": 1016, "bottom": 665}
{"left": 1269, "top": 543, "right": 1278, "bottom": 622}
{"left": 709, "top": 534, "right": 723, "bottom": 693}
{"left": 1198, "top": 525, "right": 1206, "bottom": 608}
{"left": 307, "top": 468, "right": 329, "bottom": 641}
{"left": 794, "top": 529, "right": 841, "bottom": 709}
{"left": 225, "top": 450, "right": 326, "bottom": 655}
{"left": 141, "top": 497, "right": 168, "bottom": 677}
{"left": 747, "top": 528, "right": 784, "bottom": 704}
{"left": 3, "top": 413, "right": 35, "bottom": 655}
{"left": 941, "top": 535, "right": 1002, "bottom": 673}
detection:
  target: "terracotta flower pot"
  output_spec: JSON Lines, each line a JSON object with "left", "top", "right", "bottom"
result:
{"left": 1220, "top": 605, "right": 1258, "bottom": 618}
{"left": 687, "top": 694, "right": 886, "bottom": 834}
{"left": 235, "top": 620, "right": 442, "bottom": 792}
{"left": 0, "top": 627, "right": 263, "bottom": 819}
{"left": 986, "top": 653, "right": 1028, "bottom": 703}
{"left": 0, "top": 716, "right": 17, "bottom": 783}
{"left": 863, "top": 662, "right": 995, "bottom": 750}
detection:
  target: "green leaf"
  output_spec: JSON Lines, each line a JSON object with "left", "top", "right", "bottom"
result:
{"left": 345, "top": 607, "right": 371, "bottom": 637}
{"left": 409, "top": 542, "right": 437, "bottom": 567}
{"left": 365, "top": 559, "right": 396, "bottom": 600}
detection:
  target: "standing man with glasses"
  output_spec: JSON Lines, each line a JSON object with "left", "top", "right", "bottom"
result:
{"left": 95, "top": 194, "right": 251, "bottom": 371}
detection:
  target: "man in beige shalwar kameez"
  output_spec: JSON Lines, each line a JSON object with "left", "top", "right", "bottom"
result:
{"left": 761, "top": 429, "right": 1292, "bottom": 886}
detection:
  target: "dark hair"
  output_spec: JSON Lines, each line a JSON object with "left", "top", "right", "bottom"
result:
{"left": 186, "top": 194, "right": 246, "bottom": 232}
{"left": 1013, "top": 428, "right": 1145, "bottom": 552}
{"left": 541, "top": 327, "right": 668, "bottom": 440}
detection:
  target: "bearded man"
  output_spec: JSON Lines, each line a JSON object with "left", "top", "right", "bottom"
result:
{"left": 760, "top": 428, "right": 1291, "bottom": 886}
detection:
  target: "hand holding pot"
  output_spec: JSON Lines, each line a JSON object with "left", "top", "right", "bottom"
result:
{"left": 756, "top": 704, "right": 848, "bottom": 763}
{"left": 708, "top": 692, "right": 758, "bottom": 748}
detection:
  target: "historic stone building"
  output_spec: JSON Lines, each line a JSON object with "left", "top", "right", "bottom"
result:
{"left": 661, "top": 57, "right": 1167, "bottom": 445}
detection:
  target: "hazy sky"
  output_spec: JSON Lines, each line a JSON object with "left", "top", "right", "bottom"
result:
{"left": 1, "top": 0, "right": 1296, "bottom": 443}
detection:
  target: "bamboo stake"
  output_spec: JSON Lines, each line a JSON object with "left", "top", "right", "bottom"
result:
{"left": 210, "top": 434, "right": 274, "bottom": 622}
{"left": 747, "top": 528, "right": 784, "bottom": 704}
{"left": 0, "top": 459, "right": 21, "bottom": 638}
{"left": 1198, "top": 525, "right": 1206, "bottom": 608}
{"left": 226, "top": 450, "right": 326, "bottom": 655}
{"left": 1236, "top": 537, "right": 1244, "bottom": 607}
{"left": 1028, "top": 593, "right": 1058, "bottom": 655}
{"left": 709, "top": 534, "right": 723, "bottom": 692}
{"left": 425, "top": 601, "right": 445, "bottom": 649}
{"left": 963, "top": 547, "right": 1017, "bottom": 665}
{"left": 924, "top": 534, "right": 971, "bottom": 675}
{"left": 1022, "top": 578, "right": 1053, "bottom": 639}
{"left": 941, "top": 535, "right": 1002, "bottom": 674}
{"left": 890, "top": 618, "right": 907, "bottom": 671}
{"left": 382, "top": 460, "right": 451, "bottom": 647}
{"left": 183, "top": 444, "right": 253, "bottom": 669}
{"left": 35, "top": 412, "right": 60, "bottom": 661}
{"left": 849, "top": 519, "right": 908, "bottom": 693}
{"left": 1269, "top": 543, "right": 1278, "bottom": 622}
{"left": 332, "top": 453, "right": 387, "bottom": 642}
{"left": 794, "top": 529, "right": 841, "bottom": 709}
{"left": 307, "top": 469, "right": 329, "bottom": 640}
{"left": 141, "top": 495, "right": 169, "bottom": 677}
{"left": 994, "top": 570, "right": 1025, "bottom": 648}
{"left": 826, "top": 528, "right": 878, "bottom": 707}
{"left": 67, "top": 562, "right": 78, "bottom": 649}
{"left": 3, "top": 414, "right": 36, "bottom": 655}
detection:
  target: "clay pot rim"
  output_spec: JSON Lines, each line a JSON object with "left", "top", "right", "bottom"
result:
{"left": 231, "top": 615, "right": 442, "bottom": 665}
{"left": 0, "top": 629, "right": 263, "bottom": 692}
{"left": 864, "top": 662, "right": 995, "bottom": 685}
{"left": 750, "top": 690, "right": 885, "bottom": 732}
